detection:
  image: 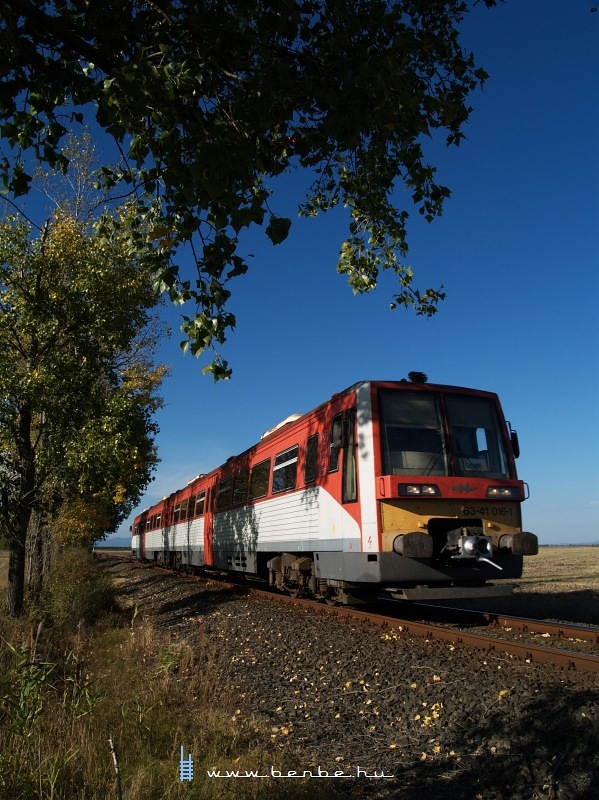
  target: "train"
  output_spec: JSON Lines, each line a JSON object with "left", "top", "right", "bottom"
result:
{"left": 132, "top": 375, "right": 538, "bottom": 603}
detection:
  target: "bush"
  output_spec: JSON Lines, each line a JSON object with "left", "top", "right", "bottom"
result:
{"left": 45, "top": 548, "right": 115, "bottom": 628}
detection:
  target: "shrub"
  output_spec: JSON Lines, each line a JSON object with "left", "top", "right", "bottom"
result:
{"left": 45, "top": 548, "right": 115, "bottom": 628}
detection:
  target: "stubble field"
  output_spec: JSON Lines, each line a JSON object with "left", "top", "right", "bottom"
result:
{"left": 431, "top": 545, "right": 599, "bottom": 625}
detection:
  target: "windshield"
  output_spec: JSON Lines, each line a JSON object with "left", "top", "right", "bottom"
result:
{"left": 379, "top": 390, "right": 512, "bottom": 479}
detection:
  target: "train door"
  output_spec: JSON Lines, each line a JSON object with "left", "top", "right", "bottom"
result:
{"left": 322, "top": 406, "right": 361, "bottom": 550}
{"left": 327, "top": 409, "right": 358, "bottom": 497}
{"left": 161, "top": 496, "right": 174, "bottom": 564}
{"left": 323, "top": 409, "right": 342, "bottom": 495}
{"left": 342, "top": 408, "right": 358, "bottom": 506}
{"left": 203, "top": 479, "right": 217, "bottom": 566}
{"left": 139, "top": 521, "right": 145, "bottom": 559}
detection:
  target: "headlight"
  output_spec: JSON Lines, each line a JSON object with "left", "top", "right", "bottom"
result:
{"left": 399, "top": 484, "right": 440, "bottom": 497}
{"left": 461, "top": 535, "right": 493, "bottom": 557}
{"left": 486, "top": 486, "right": 520, "bottom": 499}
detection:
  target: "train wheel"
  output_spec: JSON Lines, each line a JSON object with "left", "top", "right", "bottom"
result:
{"left": 324, "top": 588, "right": 345, "bottom": 606}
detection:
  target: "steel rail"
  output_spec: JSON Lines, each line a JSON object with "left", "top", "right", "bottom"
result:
{"left": 258, "top": 591, "right": 599, "bottom": 675}
{"left": 478, "top": 615, "right": 598, "bottom": 644}
{"left": 389, "top": 602, "right": 599, "bottom": 644}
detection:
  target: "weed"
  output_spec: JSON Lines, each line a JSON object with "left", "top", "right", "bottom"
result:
{"left": 0, "top": 639, "right": 56, "bottom": 739}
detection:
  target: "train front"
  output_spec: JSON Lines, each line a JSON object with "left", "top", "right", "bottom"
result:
{"left": 371, "top": 380, "right": 538, "bottom": 600}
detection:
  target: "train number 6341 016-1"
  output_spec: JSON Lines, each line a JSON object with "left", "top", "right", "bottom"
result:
{"left": 132, "top": 375, "right": 538, "bottom": 604}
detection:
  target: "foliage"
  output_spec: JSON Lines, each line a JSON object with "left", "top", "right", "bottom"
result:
{"left": 52, "top": 345, "right": 168, "bottom": 543}
{"left": 0, "top": 211, "right": 161, "bottom": 515}
{"left": 0, "top": 210, "right": 165, "bottom": 614}
{"left": 0, "top": 0, "right": 495, "bottom": 378}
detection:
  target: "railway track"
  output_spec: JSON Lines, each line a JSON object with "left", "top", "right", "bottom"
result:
{"left": 251, "top": 589, "right": 599, "bottom": 674}
{"left": 114, "top": 555, "right": 599, "bottom": 675}
{"left": 403, "top": 603, "right": 599, "bottom": 644}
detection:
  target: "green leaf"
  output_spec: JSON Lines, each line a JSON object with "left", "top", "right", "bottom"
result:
{"left": 0, "top": 0, "right": 492, "bottom": 378}
{"left": 265, "top": 216, "right": 292, "bottom": 245}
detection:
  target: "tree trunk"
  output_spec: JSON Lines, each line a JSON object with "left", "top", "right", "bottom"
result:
{"left": 5, "top": 403, "right": 36, "bottom": 617}
{"left": 5, "top": 512, "right": 29, "bottom": 617}
{"left": 26, "top": 511, "right": 45, "bottom": 598}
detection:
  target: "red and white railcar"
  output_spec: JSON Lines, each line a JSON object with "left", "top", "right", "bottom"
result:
{"left": 132, "top": 376, "right": 538, "bottom": 602}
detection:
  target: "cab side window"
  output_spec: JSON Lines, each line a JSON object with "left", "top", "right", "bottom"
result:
{"left": 304, "top": 434, "right": 319, "bottom": 483}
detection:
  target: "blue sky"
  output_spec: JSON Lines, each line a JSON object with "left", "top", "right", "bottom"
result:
{"left": 105, "top": 2, "right": 599, "bottom": 545}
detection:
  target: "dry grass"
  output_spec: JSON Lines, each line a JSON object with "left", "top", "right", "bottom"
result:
{"left": 1, "top": 618, "right": 323, "bottom": 800}
{"left": 517, "top": 546, "right": 599, "bottom": 591}
{"left": 0, "top": 550, "right": 332, "bottom": 800}
{"left": 410, "top": 546, "right": 599, "bottom": 624}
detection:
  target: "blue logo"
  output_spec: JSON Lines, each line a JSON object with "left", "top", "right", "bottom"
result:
{"left": 179, "top": 747, "right": 194, "bottom": 781}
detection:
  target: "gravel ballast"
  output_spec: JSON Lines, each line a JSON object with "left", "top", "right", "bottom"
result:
{"left": 105, "top": 557, "right": 599, "bottom": 800}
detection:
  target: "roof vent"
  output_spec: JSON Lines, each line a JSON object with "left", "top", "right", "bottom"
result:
{"left": 408, "top": 371, "right": 428, "bottom": 384}
{"left": 261, "top": 413, "right": 302, "bottom": 440}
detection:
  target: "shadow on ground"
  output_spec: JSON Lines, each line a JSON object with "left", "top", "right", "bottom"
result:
{"left": 429, "top": 589, "right": 599, "bottom": 626}
{"left": 329, "top": 682, "right": 599, "bottom": 800}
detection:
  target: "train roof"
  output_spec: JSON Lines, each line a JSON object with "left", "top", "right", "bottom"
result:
{"left": 133, "top": 377, "right": 503, "bottom": 521}
{"left": 258, "top": 378, "right": 500, "bottom": 440}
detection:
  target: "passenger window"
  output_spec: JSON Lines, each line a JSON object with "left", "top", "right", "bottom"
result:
{"left": 174, "top": 503, "right": 181, "bottom": 524}
{"left": 272, "top": 445, "right": 299, "bottom": 493}
{"left": 195, "top": 491, "right": 205, "bottom": 516}
{"left": 250, "top": 459, "right": 270, "bottom": 499}
{"left": 217, "top": 478, "right": 232, "bottom": 510}
{"left": 304, "top": 434, "right": 319, "bottom": 483}
{"left": 328, "top": 414, "right": 342, "bottom": 472}
{"left": 233, "top": 470, "right": 249, "bottom": 506}
{"left": 180, "top": 498, "right": 189, "bottom": 521}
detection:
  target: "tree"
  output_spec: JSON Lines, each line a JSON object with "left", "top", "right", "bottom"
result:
{"left": 26, "top": 338, "right": 168, "bottom": 596}
{"left": 0, "top": 0, "right": 494, "bottom": 379}
{"left": 0, "top": 212, "right": 164, "bottom": 615}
